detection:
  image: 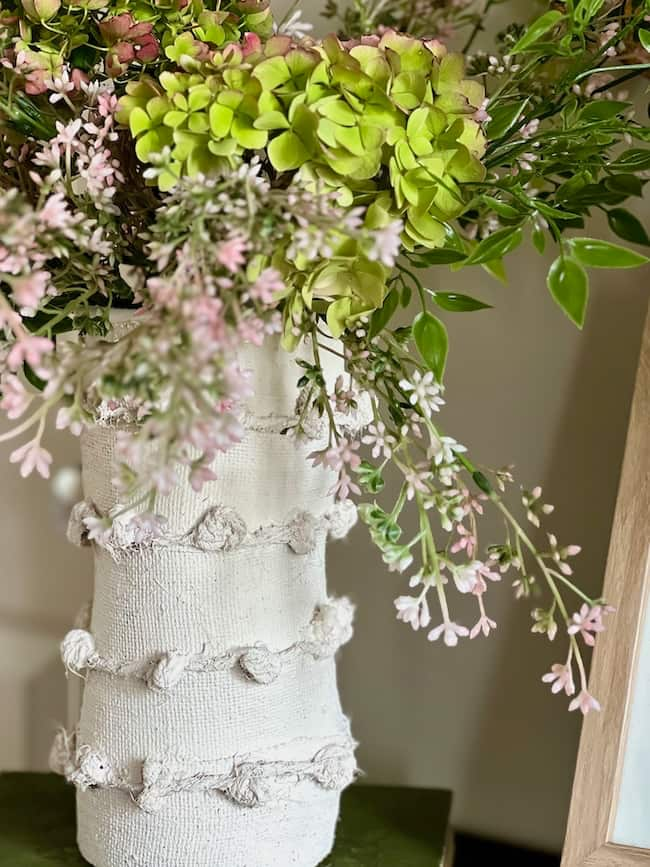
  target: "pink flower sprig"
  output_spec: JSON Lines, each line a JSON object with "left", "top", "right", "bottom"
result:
{"left": 568, "top": 604, "right": 615, "bottom": 647}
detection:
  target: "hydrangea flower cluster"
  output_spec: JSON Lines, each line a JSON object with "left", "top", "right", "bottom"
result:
{"left": 1, "top": 0, "right": 649, "bottom": 715}
{"left": 120, "top": 30, "right": 486, "bottom": 252}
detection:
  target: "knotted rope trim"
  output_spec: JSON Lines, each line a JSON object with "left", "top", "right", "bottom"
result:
{"left": 50, "top": 730, "right": 358, "bottom": 813}
{"left": 94, "top": 393, "right": 372, "bottom": 440}
{"left": 61, "top": 597, "right": 355, "bottom": 689}
{"left": 67, "top": 499, "right": 357, "bottom": 560}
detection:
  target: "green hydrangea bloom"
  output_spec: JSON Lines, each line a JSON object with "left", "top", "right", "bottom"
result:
{"left": 120, "top": 29, "right": 486, "bottom": 251}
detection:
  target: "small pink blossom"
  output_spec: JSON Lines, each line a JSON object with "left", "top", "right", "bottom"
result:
{"left": 367, "top": 220, "right": 403, "bottom": 267}
{"left": 54, "top": 118, "right": 82, "bottom": 147}
{"left": 568, "top": 604, "right": 614, "bottom": 647}
{"left": 404, "top": 465, "right": 430, "bottom": 500}
{"left": 542, "top": 663, "right": 576, "bottom": 697}
{"left": 470, "top": 613, "right": 497, "bottom": 639}
{"left": 216, "top": 236, "right": 247, "bottom": 273}
{"left": 83, "top": 514, "right": 113, "bottom": 546}
{"left": 569, "top": 689, "right": 601, "bottom": 715}
{"left": 548, "top": 533, "right": 581, "bottom": 575}
{"left": 237, "top": 316, "right": 266, "bottom": 346}
{"left": 322, "top": 438, "right": 361, "bottom": 473}
{"left": 12, "top": 270, "right": 50, "bottom": 312}
{"left": 330, "top": 375, "right": 357, "bottom": 415}
{"left": 460, "top": 486, "right": 486, "bottom": 516}
{"left": 0, "top": 375, "right": 31, "bottom": 419}
{"left": 151, "top": 466, "right": 178, "bottom": 496}
{"left": 395, "top": 594, "right": 431, "bottom": 631}
{"left": 362, "top": 421, "right": 396, "bottom": 459}
{"left": 38, "top": 193, "right": 70, "bottom": 229}
{"left": 428, "top": 620, "right": 469, "bottom": 647}
{"left": 249, "top": 268, "right": 283, "bottom": 305}
{"left": 450, "top": 523, "right": 476, "bottom": 558}
{"left": 189, "top": 462, "right": 218, "bottom": 492}
{"left": 10, "top": 440, "right": 53, "bottom": 479}
{"left": 97, "top": 92, "right": 119, "bottom": 118}
{"left": 521, "top": 118, "right": 540, "bottom": 139}
{"left": 453, "top": 562, "right": 480, "bottom": 594}
{"left": 473, "top": 98, "right": 492, "bottom": 123}
{"left": 56, "top": 406, "right": 84, "bottom": 437}
{"left": 330, "top": 469, "right": 360, "bottom": 501}
{"left": 128, "top": 512, "right": 166, "bottom": 545}
{"left": 6, "top": 335, "right": 53, "bottom": 374}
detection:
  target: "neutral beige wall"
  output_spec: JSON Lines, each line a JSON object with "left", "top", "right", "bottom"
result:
{"left": 0, "top": 0, "right": 647, "bottom": 855}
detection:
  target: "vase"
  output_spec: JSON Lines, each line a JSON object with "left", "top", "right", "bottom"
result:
{"left": 50, "top": 338, "right": 362, "bottom": 867}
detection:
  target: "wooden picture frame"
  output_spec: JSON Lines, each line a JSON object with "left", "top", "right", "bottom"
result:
{"left": 562, "top": 309, "right": 650, "bottom": 867}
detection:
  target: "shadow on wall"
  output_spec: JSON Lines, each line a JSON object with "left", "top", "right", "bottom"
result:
{"left": 457, "top": 276, "right": 647, "bottom": 851}
{"left": 329, "top": 245, "right": 648, "bottom": 853}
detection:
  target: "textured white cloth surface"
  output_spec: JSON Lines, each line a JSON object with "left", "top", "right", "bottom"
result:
{"left": 71, "top": 340, "right": 355, "bottom": 867}
{"left": 77, "top": 788, "right": 342, "bottom": 867}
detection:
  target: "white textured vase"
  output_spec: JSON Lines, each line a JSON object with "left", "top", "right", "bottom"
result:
{"left": 51, "top": 339, "right": 360, "bottom": 867}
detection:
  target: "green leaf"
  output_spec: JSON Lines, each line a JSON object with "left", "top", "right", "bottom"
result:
{"left": 464, "top": 226, "right": 523, "bottom": 266}
{"left": 164, "top": 110, "right": 188, "bottom": 129}
{"left": 369, "top": 289, "right": 399, "bottom": 338}
{"left": 482, "top": 258, "right": 508, "bottom": 284}
{"left": 610, "top": 149, "right": 650, "bottom": 171}
{"left": 188, "top": 86, "right": 212, "bottom": 112}
{"left": 605, "top": 174, "right": 645, "bottom": 198}
{"left": 231, "top": 117, "right": 268, "bottom": 150}
{"left": 129, "top": 107, "right": 151, "bottom": 137}
{"left": 532, "top": 226, "right": 546, "bottom": 254}
{"left": 267, "top": 130, "right": 310, "bottom": 172}
{"left": 578, "top": 100, "right": 629, "bottom": 122}
{"left": 411, "top": 248, "right": 467, "bottom": 266}
{"left": 254, "top": 111, "right": 290, "bottom": 131}
{"left": 607, "top": 209, "right": 650, "bottom": 247}
{"left": 486, "top": 101, "right": 528, "bottom": 140}
{"left": 413, "top": 311, "right": 448, "bottom": 382}
{"left": 326, "top": 296, "right": 352, "bottom": 338}
{"left": 473, "top": 470, "right": 493, "bottom": 496}
{"left": 209, "top": 103, "right": 234, "bottom": 138}
{"left": 429, "top": 291, "right": 492, "bottom": 312}
{"left": 568, "top": 237, "right": 649, "bottom": 268}
{"left": 482, "top": 195, "right": 522, "bottom": 220}
{"left": 252, "top": 56, "right": 291, "bottom": 90}
{"left": 531, "top": 199, "right": 580, "bottom": 221}
{"left": 510, "top": 10, "right": 564, "bottom": 53}
{"left": 23, "top": 362, "right": 47, "bottom": 392}
{"left": 639, "top": 29, "right": 650, "bottom": 53}
{"left": 547, "top": 257, "right": 589, "bottom": 328}
{"left": 356, "top": 461, "right": 385, "bottom": 494}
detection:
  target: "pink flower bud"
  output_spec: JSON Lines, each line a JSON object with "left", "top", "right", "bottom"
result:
{"left": 21, "top": 0, "right": 61, "bottom": 21}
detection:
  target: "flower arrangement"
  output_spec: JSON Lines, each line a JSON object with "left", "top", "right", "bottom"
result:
{"left": 0, "top": 0, "right": 648, "bottom": 716}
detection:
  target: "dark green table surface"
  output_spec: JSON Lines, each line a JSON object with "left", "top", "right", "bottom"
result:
{"left": 0, "top": 774, "right": 452, "bottom": 866}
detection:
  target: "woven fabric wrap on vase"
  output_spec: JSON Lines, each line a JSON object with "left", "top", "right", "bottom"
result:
{"left": 53, "top": 340, "right": 359, "bottom": 867}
